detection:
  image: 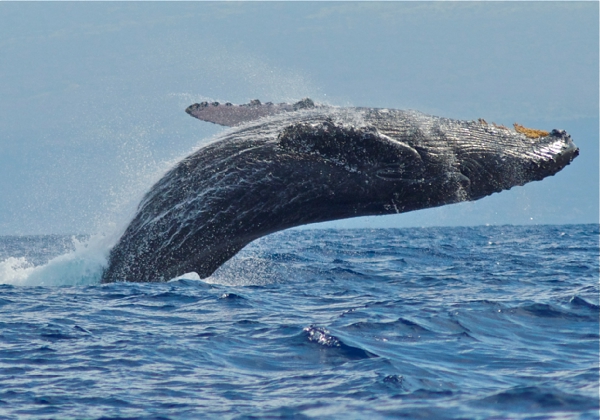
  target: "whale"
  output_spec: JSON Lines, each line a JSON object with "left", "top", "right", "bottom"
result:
{"left": 100, "top": 99, "right": 579, "bottom": 283}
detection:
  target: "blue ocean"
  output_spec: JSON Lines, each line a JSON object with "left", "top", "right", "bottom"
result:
{"left": 0, "top": 224, "right": 598, "bottom": 419}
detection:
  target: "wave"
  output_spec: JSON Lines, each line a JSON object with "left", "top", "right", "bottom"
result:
{"left": 302, "top": 325, "right": 378, "bottom": 360}
{"left": 476, "top": 386, "right": 598, "bottom": 411}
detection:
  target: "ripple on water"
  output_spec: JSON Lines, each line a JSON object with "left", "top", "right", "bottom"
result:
{"left": 0, "top": 225, "right": 597, "bottom": 418}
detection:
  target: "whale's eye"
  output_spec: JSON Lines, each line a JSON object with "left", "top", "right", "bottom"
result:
{"left": 376, "top": 165, "right": 405, "bottom": 181}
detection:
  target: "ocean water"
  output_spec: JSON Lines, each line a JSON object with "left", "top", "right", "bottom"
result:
{"left": 0, "top": 224, "right": 598, "bottom": 419}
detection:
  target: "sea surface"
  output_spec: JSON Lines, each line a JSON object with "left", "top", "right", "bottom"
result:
{"left": 0, "top": 224, "right": 598, "bottom": 419}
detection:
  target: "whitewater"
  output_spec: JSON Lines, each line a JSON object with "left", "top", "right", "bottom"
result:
{"left": 0, "top": 224, "right": 598, "bottom": 419}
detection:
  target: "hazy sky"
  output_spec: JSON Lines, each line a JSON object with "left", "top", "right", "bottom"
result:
{"left": 0, "top": 2, "right": 598, "bottom": 235}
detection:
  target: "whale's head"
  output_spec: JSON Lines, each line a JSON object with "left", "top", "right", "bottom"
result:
{"left": 277, "top": 113, "right": 578, "bottom": 218}
{"left": 442, "top": 126, "right": 579, "bottom": 202}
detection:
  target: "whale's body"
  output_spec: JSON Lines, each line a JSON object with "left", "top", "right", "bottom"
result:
{"left": 101, "top": 100, "right": 578, "bottom": 283}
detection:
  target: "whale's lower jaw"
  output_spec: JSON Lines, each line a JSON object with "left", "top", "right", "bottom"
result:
{"left": 100, "top": 106, "right": 578, "bottom": 283}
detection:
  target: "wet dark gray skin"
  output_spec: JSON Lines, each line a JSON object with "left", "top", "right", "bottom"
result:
{"left": 101, "top": 99, "right": 579, "bottom": 283}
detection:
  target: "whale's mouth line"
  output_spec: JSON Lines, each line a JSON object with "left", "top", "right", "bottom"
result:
{"left": 375, "top": 165, "right": 415, "bottom": 182}
{"left": 375, "top": 174, "right": 426, "bottom": 184}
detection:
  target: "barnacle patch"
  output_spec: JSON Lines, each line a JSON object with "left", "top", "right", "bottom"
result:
{"left": 513, "top": 123, "right": 549, "bottom": 139}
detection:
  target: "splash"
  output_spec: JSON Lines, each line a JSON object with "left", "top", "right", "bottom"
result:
{"left": 207, "top": 255, "right": 281, "bottom": 286}
{"left": 0, "top": 235, "right": 110, "bottom": 286}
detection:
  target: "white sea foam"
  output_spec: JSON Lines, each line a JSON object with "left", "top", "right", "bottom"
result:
{"left": 0, "top": 235, "right": 110, "bottom": 286}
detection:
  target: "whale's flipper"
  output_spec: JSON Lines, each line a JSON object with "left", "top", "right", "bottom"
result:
{"left": 185, "top": 98, "right": 317, "bottom": 127}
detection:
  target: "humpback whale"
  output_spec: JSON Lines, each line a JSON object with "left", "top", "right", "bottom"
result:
{"left": 101, "top": 99, "right": 579, "bottom": 283}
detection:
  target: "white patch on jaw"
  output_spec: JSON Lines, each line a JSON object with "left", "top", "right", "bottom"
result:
{"left": 534, "top": 139, "right": 568, "bottom": 160}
